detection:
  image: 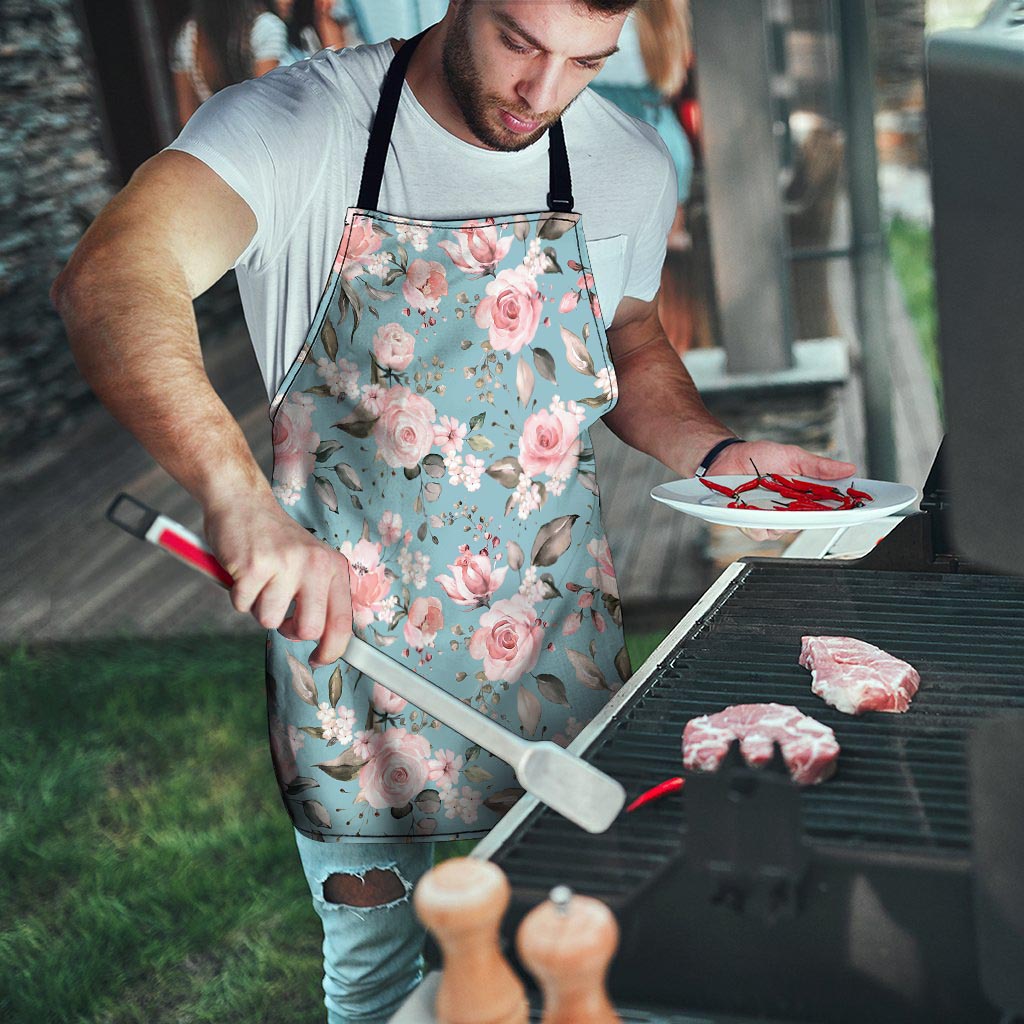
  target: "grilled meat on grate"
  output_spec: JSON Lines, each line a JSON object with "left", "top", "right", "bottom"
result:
{"left": 799, "top": 635, "right": 920, "bottom": 715}
{"left": 682, "top": 702, "right": 840, "bottom": 785}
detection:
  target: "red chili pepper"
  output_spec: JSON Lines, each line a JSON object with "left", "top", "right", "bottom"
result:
{"left": 773, "top": 473, "right": 845, "bottom": 499}
{"left": 698, "top": 477, "right": 737, "bottom": 498}
{"left": 768, "top": 473, "right": 815, "bottom": 494}
{"left": 626, "top": 776, "right": 685, "bottom": 813}
{"left": 778, "top": 498, "right": 835, "bottom": 511}
{"left": 761, "top": 479, "right": 823, "bottom": 502}
{"left": 758, "top": 478, "right": 802, "bottom": 497}
{"left": 846, "top": 486, "right": 873, "bottom": 501}
{"left": 734, "top": 478, "right": 762, "bottom": 494}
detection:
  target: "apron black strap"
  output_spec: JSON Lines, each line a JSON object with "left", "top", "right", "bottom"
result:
{"left": 546, "top": 118, "right": 574, "bottom": 213}
{"left": 357, "top": 29, "right": 428, "bottom": 212}
{"left": 357, "top": 29, "right": 575, "bottom": 214}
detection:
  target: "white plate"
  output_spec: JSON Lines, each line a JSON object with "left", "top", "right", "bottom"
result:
{"left": 650, "top": 476, "right": 920, "bottom": 530}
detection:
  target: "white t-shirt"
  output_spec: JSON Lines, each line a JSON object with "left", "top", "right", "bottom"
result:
{"left": 167, "top": 39, "right": 677, "bottom": 401}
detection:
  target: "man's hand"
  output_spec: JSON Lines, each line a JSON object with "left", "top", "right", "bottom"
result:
{"left": 707, "top": 440, "right": 857, "bottom": 542}
{"left": 708, "top": 439, "right": 855, "bottom": 481}
{"left": 203, "top": 492, "right": 353, "bottom": 667}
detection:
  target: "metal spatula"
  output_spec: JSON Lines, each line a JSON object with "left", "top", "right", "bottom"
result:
{"left": 107, "top": 493, "right": 626, "bottom": 834}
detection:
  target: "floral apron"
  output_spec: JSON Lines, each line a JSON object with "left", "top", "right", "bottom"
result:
{"left": 266, "top": 28, "right": 629, "bottom": 842}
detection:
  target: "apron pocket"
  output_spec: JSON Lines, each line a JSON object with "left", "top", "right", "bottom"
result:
{"left": 585, "top": 234, "right": 628, "bottom": 328}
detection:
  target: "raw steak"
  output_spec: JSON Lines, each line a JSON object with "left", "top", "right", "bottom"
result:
{"left": 799, "top": 636, "right": 920, "bottom": 716}
{"left": 682, "top": 703, "right": 840, "bottom": 786}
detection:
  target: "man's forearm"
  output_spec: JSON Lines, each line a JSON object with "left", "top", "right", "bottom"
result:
{"left": 52, "top": 256, "right": 272, "bottom": 512}
{"left": 603, "top": 329, "right": 735, "bottom": 478}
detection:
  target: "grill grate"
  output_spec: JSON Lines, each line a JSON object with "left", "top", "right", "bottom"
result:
{"left": 494, "top": 563, "right": 1024, "bottom": 902}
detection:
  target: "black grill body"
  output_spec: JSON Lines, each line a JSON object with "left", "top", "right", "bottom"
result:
{"left": 488, "top": 551, "right": 1024, "bottom": 1023}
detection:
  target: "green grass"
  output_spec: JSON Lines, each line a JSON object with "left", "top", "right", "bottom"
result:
{"left": 887, "top": 216, "right": 942, "bottom": 407}
{"left": 0, "top": 630, "right": 665, "bottom": 1023}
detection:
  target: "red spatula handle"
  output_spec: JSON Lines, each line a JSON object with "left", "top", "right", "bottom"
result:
{"left": 106, "top": 492, "right": 234, "bottom": 589}
{"left": 156, "top": 525, "right": 234, "bottom": 588}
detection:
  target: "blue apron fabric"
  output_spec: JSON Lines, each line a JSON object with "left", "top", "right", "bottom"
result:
{"left": 266, "top": 28, "right": 630, "bottom": 842}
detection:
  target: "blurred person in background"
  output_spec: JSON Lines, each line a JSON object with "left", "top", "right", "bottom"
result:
{"left": 591, "top": 0, "right": 692, "bottom": 243}
{"left": 276, "top": 0, "right": 351, "bottom": 63}
{"left": 340, "top": 0, "right": 449, "bottom": 46}
{"left": 171, "top": 0, "right": 289, "bottom": 127}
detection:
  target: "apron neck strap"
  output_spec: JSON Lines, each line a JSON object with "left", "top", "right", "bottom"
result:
{"left": 357, "top": 29, "right": 574, "bottom": 214}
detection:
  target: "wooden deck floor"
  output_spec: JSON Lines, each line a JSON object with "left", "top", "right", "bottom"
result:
{"left": 1, "top": 247, "right": 941, "bottom": 645}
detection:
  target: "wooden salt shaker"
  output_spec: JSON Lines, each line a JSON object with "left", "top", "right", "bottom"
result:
{"left": 516, "top": 885, "right": 621, "bottom": 1024}
{"left": 413, "top": 857, "right": 528, "bottom": 1024}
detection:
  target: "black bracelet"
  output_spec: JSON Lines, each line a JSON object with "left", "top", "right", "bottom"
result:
{"left": 695, "top": 437, "right": 745, "bottom": 478}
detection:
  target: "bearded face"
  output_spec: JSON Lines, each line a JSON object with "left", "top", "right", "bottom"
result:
{"left": 440, "top": 1, "right": 626, "bottom": 152}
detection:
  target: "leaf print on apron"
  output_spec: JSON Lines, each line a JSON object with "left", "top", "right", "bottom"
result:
{"left": 266, "top": 28, "right": 631, "bottom": 842}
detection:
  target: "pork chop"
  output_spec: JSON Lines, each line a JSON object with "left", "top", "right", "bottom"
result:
{"left": 799, "top": 635, "right": 920, "bottom": 716}
{"left": 682, "top": 702, "right": 840, "bottom": 786}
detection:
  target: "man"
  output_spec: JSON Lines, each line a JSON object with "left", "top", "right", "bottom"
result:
{"left": 51, "top": 2, "right": 855, "bottom": 1021}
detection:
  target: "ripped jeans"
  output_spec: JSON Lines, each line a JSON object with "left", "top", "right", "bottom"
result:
{"left": 294, "top": 829, "right": 436, "bottom": 1024}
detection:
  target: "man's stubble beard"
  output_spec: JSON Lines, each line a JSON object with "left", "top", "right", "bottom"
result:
{"left": 441, "top": 4, "right": 571, "bottom": 152}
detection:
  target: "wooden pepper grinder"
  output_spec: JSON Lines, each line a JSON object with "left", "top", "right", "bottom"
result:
{"left": 413, "top": 856, "right": 528, "bottom": 1024}
{"left": 516, "top": 885, "right": 621, "bottom": 1024}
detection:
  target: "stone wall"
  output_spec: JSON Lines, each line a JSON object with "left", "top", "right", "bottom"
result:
{"left": 0, "top": 0, "right": 116, "bottom": 459}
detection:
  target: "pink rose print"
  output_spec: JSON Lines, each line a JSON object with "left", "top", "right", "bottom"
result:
{"left": 360, "top": 382, "right": 387, "bottom": 416}
{"left": 339, "top": 538, "right": 392, "bottom": 628}
{"left": 585, "top": 536, "right": 618, "bottom": 599}
{"left": 437, "top": 219, "right": 513, "bottom": 277}
{"left": 443, "top": 784, "right": 484, "bottom": 824}
{"left": 434, "top": 415, "right": 468, "bottom": 456}
{"left": 377, "top": 510, "right": 403, "bottom": 546}
{"left": 403, "top": 595, "right": 444, "bottom": 651}
{"left": 334, "top": 215, "right": 383, "bottom": 280}
{"left": 372, "top": 322, "right": 417, "bottom": 372}
{"left": 435, "top": 545, "right": 509, "bottom": 609}
{"left": 427, "top": 748, "right": 464, "bottom": 791}
{"left": 352, "top": 729, "right": 381, "bottom": 761}
{"left": 357, "top": 727, "right": 431, "bottom": 809}
{"left": 373, "top": 386, "right": 437, "bottom": 469}
{"left": 558, "top": 290, "right": 580, "bottom": 314}
{"left": 272, "top": 393, "right": 319, "bottom": 504}
{"left": 473, "top": 266, "right": 543, "bottom": 353}
{"left": 371, "top": 682, "right": 407, "bottom": 715}
{"left": 518, "top": 406, "right": 582, "bottom": 480}
{"left": 403, "top": 258, "right": 449, "bottom": 312}
{"left": 468, "top": 594, "right": 544, "bottom": 683}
